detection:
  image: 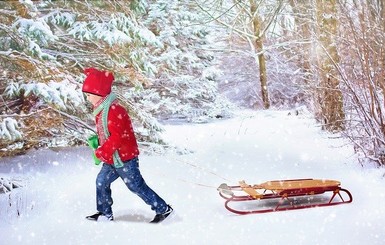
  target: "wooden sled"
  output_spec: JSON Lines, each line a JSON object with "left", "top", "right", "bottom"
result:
{"left": 217, "top": 178, "right": 352, "bottom": 214}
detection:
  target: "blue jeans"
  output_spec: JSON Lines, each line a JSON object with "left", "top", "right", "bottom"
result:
{"left": 96, "top": 157, "right": 167, "bottom": 215}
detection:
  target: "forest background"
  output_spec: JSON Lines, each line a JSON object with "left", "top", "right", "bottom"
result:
{"left": 1, "top": 0, "right": 385, "bottom": 171}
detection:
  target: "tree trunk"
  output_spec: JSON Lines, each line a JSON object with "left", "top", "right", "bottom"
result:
{"left": 250, "top": 0, "right": 270, "bottom": 109}
{"left": 315, "top": 0, "right": 345, "bottom": 131}
{"left": 288, "top": 0, "right": 313, "bottom": 83}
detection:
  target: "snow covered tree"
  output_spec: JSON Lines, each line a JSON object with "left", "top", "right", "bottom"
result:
{"left": 0, "top": 0, "right": 74, "bottom": 154}
{"left": 287, "top": 0, "right": 385, "bottom": 165}
{"left": 196, "top": 0, "right": 278, "bottom": 109}
{"left": 131, "top": 0, "right": 231, "bottom": 123}
{"left": 0, "top": 0, "right": 165, "bottom": 154}
{"left": 248, "top": 0, "right": 273, "bottom": 109}
{"left": 337, "top": 0, "right": 385, "bottom": 166}
{"left": 315, "top": 0, "right": 345, "bottom": 132}
{"left": 0, "top": 0, "right": 231, "bottom": 156}
{"left": 287, "top": 0, "right": 313, "bottom": 83}
{"left": 196, "top": 0, "right": 308, "bottom": 109}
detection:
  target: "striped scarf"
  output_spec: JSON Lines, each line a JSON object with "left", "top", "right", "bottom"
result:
{"left": 93, "top": 93, "right": 124, "bottom": 168}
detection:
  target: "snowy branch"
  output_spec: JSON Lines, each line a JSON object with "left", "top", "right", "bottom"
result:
{"left": 0, "top": 177, "right": 23, "bottom": 193}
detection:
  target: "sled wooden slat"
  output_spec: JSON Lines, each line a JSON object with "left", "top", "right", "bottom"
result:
{"left": 257, "top": 179, "right": 340, "bottom": 192}
{"left": 239, "top": 180, "right": 263, "bottom": 199}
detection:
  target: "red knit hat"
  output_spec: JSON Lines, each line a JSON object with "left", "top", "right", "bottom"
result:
{"left": 82, "top": 68, "right": 114, "bottom": 97}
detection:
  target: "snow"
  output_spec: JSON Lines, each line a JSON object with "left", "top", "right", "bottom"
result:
{"left": 1, "top": 109, "right": 385, "bottom": 244}
{"left": 0, "top": 118, "right": 22, "bottom": 141}
{"left": 20, "top": 81, "right": 84, "bottom": 110}
{"left": 13, "top": 18, "right": 58, "bottom": 45}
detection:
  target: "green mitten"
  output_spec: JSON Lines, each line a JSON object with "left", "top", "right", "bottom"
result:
{"left": 92, "top": 153, "right": 101, "bottom": 165}
{"left": 87, "top": 135, "right": 101, "bottom": 165}
{"left": 87, "top": 135, "right": 99, "bottom": 150}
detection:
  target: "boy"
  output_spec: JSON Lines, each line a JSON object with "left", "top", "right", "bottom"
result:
{"left": 82, "top": 67, "right": 173, "bottom": 223}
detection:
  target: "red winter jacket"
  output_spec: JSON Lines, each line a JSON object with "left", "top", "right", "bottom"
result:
{"left": 94, "top": 101, "right": 139, "bottom": 164}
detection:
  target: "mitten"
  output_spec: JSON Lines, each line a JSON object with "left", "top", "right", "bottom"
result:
{"left": 92, "top": 153, "right": 101, "bottom": 165}
{"left": 87, "top": 135, "right": 99, "bottom": 150}
{"left": 87, "top": 135, "right": 101, "bottom": 165}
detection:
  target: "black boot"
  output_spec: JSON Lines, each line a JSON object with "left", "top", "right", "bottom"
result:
{"left": 86, "top": 212, "right": 114, "bottom": 221}
{"left": 150, "top": 205, "right": 173, "bottom": 223}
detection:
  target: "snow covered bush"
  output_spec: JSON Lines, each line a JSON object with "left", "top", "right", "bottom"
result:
{"left": 0, "top": 117, "right": 22, "bottom": 141}
{"left": 0, "top": 177, "right": 23, "bottom": 194}
{"left": 336, "top": 2, "right": 385, "bottom": 166}
{"left": 0, "top": 177, "right": 30, "bottom": 223}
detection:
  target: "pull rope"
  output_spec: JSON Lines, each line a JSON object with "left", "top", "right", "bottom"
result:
{"left": 139, "top": 142, "right": 234, "bottom": 188}
{"left": 154, "top": 170, "right": 220, "bottom": 190}
{"left": 161, "top": 155, "right": 236, "bottom": 190}
{"left": 166, "top": 156, "right": 233, "bottom": 183}
{"left": 175, "top": 177, "right": 219, "bottom": 189}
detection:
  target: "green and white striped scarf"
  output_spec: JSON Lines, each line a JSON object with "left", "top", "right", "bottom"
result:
{"left": 93, "top": 93, "right": 124, "bottom": 168}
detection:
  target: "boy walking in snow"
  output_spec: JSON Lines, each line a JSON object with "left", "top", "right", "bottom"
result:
{"left": 82, "top": 67, "right": 173, "bottom": 223}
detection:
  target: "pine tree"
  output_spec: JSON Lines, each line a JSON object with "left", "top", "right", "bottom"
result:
{"left": 0, "top": 0, "right": 230, "bottom": 155}
{"left": 134, "top": 0, "right": 231, "bottom": 122}
{"left": 0, "top": 0, "right": 165, "bottom": 154}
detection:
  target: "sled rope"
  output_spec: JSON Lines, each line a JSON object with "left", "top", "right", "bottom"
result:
{"left": 167, "top": 156, "right": 232, "bottom": 182}
{"left": 154, "top": 170, "right": 219, "bottom": 189}
{"left": 150, "top": 155, "right": 233, "bottom": 189}
{"left": 175, "top": 177, "right": 219, "bottom": 189}
{"left": 138, "top": 143, "right": 233, "bottom": 187}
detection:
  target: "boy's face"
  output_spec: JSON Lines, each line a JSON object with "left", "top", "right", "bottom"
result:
{"left": 84, "top": 93, "right": 102, "bottom": 106}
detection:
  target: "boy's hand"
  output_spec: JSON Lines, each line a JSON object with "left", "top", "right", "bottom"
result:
{"left": 92, "top": 153, "right": 102, "bottom": 165}
{"left": 87, "top": 135, "right": 101, "bottom": 165}
{"left": 87, "top": 135, "right": 99, "bottom": 150}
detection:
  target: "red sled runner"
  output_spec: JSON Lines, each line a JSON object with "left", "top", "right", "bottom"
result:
{"left": 217, "top": 178, "right": 353, "bottom": 215}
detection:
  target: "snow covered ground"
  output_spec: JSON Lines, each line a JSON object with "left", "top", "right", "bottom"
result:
{"left": 1, "top": 109, "right": 384, "bottom": 245}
